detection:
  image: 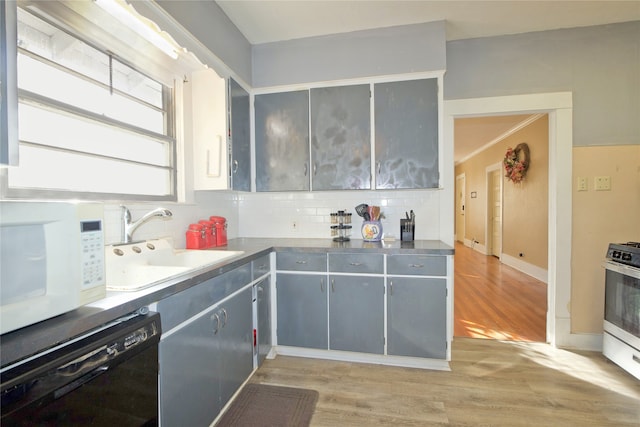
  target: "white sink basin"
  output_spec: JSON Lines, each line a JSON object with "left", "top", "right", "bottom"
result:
{"left": 105, "top": 239, "right": 244, "bottom": 291}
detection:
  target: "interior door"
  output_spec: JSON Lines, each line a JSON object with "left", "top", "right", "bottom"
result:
{"left": 489, "top": 169, "right": 502, "bottom": 257}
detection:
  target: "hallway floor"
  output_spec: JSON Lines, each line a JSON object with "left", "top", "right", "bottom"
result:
{"left": 454, "top": 242, "right": 547, "bottom": 342}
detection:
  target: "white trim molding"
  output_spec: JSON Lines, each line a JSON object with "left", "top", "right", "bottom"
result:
{"left": 445, "top": 92, "right": 583, "bottom": 349}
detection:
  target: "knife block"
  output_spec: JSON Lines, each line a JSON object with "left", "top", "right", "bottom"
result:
{"left": 400, "top": 219, "right": 415, "bottom": 242}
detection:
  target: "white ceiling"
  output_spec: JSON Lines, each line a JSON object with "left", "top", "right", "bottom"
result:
{"left": 214, "top": 1, "right": 639, "bottom": 163}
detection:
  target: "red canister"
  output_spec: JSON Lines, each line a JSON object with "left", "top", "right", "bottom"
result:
{"left": 198, "top": 220, "right": 216, "bottom": 248}
{"left": 209, "top": 216, "right": 227, "bottom": 246}
{"left": 186, "top": 223, "right": 205, "bottom": 249}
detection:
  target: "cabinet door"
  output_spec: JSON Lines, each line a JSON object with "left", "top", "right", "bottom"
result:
{"left": 192, "top": 68, "right": 229, "bottom": 190}
{"left": 1, "top": 1, "right": 18, "bottom": 166}
{"left": 256, "top": 277, "right": 271, "bottom": 366}
{"left": 159, "top": 308, "right": 222, "bottom": 426}
{"left": 217, "top": 287, "right": 253, "bottom": 407}
{"left": 229, "top": 78, "right": 251, "bottom": 191}
{"left": 255, "top": 91, "right": 310, "bottom": 191}
{"left": 310, "top": 85, "right": 371, "bottom": 190}
{"left": 276, "top": 273, "right": 327, "bottom": 349}
{"left": 329, "top": 275, "right": 384, "bottom": 354}
{"left": 387, "top": 277, "right": 447, "bottom": 359}
{"left": 374, "top": 78, "right": 439, "bottom": 189}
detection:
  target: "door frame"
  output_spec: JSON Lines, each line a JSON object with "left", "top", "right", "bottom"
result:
{"left": 485, "top": 163, "right": 502, "bottom": 258}
{"left": 455, "top": 173, "right": 466, "bottom": 243}
{"left": 444, "top": 92, "right": 581, "bottom": 349}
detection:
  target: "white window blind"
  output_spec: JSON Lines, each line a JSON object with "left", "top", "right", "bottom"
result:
{"left": 5, "top": 5, "right": 176, "bottom": 200}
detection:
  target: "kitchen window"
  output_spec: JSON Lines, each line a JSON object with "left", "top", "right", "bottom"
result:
{"left": 3, "top": 4, "right": 177, "bottom": 200}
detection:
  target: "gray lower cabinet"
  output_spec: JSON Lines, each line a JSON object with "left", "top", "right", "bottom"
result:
{"left": 387, "top": 276, "right": 447, "bottom": 359}
{"left": 329, "top": 275, "right": 384, "bottom": 354}
{"left": 256, "top": 277, "right": 271, "bottom": 365}
{"left": 276, "top": 273, "right": 327, "bottom": 349}
{"left": 159, "top": 286, "right": 253, "bottom": 427}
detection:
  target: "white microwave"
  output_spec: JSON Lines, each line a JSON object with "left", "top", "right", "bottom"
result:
{"left": 0, "top": 201, "right": 106, "bottom": 335}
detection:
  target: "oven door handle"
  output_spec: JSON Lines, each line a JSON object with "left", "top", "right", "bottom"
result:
{"left": 603, "top": 260, "right": 640, "bottom": 279}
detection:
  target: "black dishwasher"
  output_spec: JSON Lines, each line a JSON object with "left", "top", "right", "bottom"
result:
{"left": 1, "top": 312, "right": 161, "bottom": 426}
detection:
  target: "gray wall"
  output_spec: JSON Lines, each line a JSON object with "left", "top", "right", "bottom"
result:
{"left": 252, "top": 21, "right": 446, "bottom": 88}
{"left": 156, "top": 0, "right": 252, "bottom": 84}
{"left": 445, "top": 21, "right": 640, "bottom": 146}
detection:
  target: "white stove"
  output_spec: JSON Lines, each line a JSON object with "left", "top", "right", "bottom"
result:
{"left": 603, "top": 242, "right": 640, "bottom": 379}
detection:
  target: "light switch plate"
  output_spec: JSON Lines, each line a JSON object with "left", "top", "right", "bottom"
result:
{"left": 594, "top": 176, "right": 611, "bottom": 191}
{"left": 577, "top": 177, "right": 588, "bottom": 191}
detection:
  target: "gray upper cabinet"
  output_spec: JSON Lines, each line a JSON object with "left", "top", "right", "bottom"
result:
{"left": 229, "top": 78, "right": 251, "bottom": 191}
{"left": 375, "top": 78, "right": 439, "bottom": 189}
{"left": 310, "top": 85, "right": 371, "bottom": 190}
{"left": 255, "top": 90, "right": 310, "bottom": 191}
{"left": 1, "top": 1, "right": 18, "bottom": 166}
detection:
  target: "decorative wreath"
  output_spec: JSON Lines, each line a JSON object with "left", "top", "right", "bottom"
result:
{"left": 503, "top": 143, "right": 530, "bottom": 183}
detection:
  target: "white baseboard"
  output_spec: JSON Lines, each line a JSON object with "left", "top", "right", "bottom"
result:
{"left": 501, "top": 253, "right": 548, "bottom": 284}
{"left": 274, "top": 346, "right": 451, "bottom": 371}
{"left": 554, "top": 318, "right": 603, "bottom": 351}
{"left": 464, "top": 238, "right": 487, "bottom": 254}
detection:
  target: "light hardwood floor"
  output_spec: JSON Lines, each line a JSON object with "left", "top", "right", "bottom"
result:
{"left": 250, "top": 339, "right": 640, "bottom": 426}
{"left": 454, "top": 242, "right": 547, "bottom": 342}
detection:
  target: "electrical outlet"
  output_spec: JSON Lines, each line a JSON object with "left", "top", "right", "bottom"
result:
{"left": 292, "top": 221, "right": 298, "bottom": 232}
{"left": 594, "top": 176, "right": 611, "bottom": 191}
{"left": 577, "top": 177, "right": 588, "bottom": 191}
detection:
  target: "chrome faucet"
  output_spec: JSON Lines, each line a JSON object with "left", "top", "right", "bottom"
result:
{"left": 121, "top": 205, "right": 173, "bottom": 243}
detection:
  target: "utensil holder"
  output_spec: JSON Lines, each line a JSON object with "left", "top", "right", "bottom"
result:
{"left": 362, "top": 220, "right": 383, "bottom": 242}
{"left": 400, "top": 219, "right": 415, "bottom": 242}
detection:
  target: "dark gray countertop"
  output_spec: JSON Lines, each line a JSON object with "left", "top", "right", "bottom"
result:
{"left": 0, "top": 238, "right": 453, "bottom": 367}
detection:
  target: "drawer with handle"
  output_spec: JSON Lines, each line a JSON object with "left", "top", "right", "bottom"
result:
{"left": 387, "top": 254, "right": 447, "bottom": 276}
{"left": 328, "top": 253, "right": 384, "bottom": 274}
{"left": 276, "top": 252, "right": 327, "bottom": 272}
{"left": 252, "top": 254, "right": 271, "bottom": 278}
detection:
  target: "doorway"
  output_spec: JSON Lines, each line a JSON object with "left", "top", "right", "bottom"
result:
{"left": 453, "top": 115, "right": 548, "bottom": 342}
{"left": 445, "top": 92, "right": 574, "bottom": 347}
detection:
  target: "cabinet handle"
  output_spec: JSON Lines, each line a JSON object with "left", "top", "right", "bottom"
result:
{"left": 313, "top": 162, "right": 317, "bottom": 176}
{"left": 389, "top": 281, "right": 393, "bottom": 296}
{"left": 331, "top": 278, "right": 335, "bottom": 293}
{"left": 349, "top": 262, "right": 363, "bottom": 266}
{"left": 295, "top": 260, "right": 308, "bottom": 264}
{"left": 320, "top": 278, "right": 325, "bottom": 292}
{"left": 221, "top": 308, "right": 228, "bottom": 327}
{"left": 377, "top": 161, "right": 381, "bottom": 175}
{"left": 409, "top": 263, "right": 425, "bottom": 268}
{"left": 233, "top": 159, "right": 239, "bottom": 173}
{"left": 212, "top": 313, "right": 220, "bottom": 334}
{"left": 304, "top": 162, "right": 308, "bottom": 176}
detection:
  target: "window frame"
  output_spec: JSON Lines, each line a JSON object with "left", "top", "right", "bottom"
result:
{"left": 1, "top": 3, "right": 178, "bottom": 202}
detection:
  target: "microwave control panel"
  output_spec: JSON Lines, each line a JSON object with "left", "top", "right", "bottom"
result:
{"left": 80, "top": 220, "right": 105, "bottom": 288}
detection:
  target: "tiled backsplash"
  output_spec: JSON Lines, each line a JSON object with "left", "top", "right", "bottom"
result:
{"left": 102, "top": 189, "right": 442, "bottom": 246}
{"left": 238, "top": 189, "right": 442, "bottom": 240}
